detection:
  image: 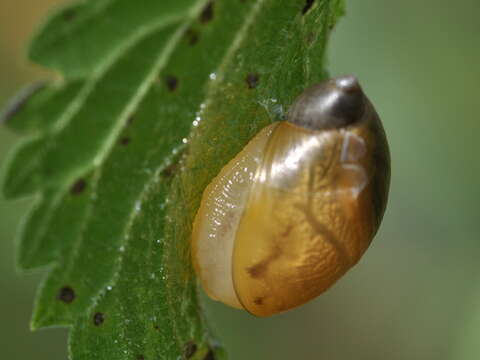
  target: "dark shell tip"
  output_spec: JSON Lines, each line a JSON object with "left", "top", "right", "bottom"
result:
{"left": 287, "top": 75, "right": 366, "bottom": 131}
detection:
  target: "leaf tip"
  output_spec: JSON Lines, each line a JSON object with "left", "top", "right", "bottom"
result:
{"left": 30, "top": 308, "right": 70, "bottom": 331}
{"left": 26, "top": 1, "right": 84, "bottom": 71}
{"left": 1, "top": 81, "right": 49, "bottom": 130}
{"left": 1, "top": 134, "right": 49, "bottom": 199}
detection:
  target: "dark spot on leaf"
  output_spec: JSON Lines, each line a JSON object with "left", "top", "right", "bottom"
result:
{"left": 57, "top": 286, "right": 75, "bottom": 303}
{"left": 127, "top": 115, "right": 135, "bottom": 125}
{"left": 153, "top": 325, "right": 160, "bottom": 331}
{"left": 185, "top": 28, "right": 200, "bottom": 45}
{"left": 119, "top": 137, "right": 131, "bottom": 146}
{"left": 137, "top": 356, "right": 145, "bottom": 360}
{"left": 199, "top": 1, "right": 214, "bottom": 23}
{"left": 184, "top": 341, "right": 197, "bottom": 359}
{"left": 302, "top": 0, "right": 315, "bottom": 14}
{"left": 254, "top": 297, "right": 264, "bottom": 305}
{"left": 165, "top": 75, "right": 179, "bottom": 92}
{"left": 70, "top": 178, "right": 87, "bottom": 195}
{"left": 246, "top": 73, "right": 260, "bottom": 89}
{"left": 0, "top": 81, "right": 48, "bottom": 126}
{"left": 161, "top": 160, "right": 180, "bottom": 178}
{"left": 63, "top": 8, "right": 77, "bottom": 21}
{"left": 93, "top": 312, "right": 105, "bottom": 326}
{"left": 203, "top": 349, "right": 216, "bottom": 360}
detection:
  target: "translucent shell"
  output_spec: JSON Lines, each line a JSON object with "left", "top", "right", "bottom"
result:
{"left": 191, "top": 76, "right": 390, "bottom": 317}
{"left": 191, "top": 123, "right": 278, "bottom": 309}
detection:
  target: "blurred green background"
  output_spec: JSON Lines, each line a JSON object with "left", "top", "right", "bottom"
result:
{"left": 1, "top": 0, "right": 479, "bottom": 359}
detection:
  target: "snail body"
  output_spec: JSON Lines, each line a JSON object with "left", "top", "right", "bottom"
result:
{"left": 191, "top": 75, "right": 390, "bottom": 317}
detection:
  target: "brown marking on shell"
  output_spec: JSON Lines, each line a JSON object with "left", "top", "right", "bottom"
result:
{"left": 281, "top": 224, "right": 293, "bottom": 238}
{"left": 253, "top": 297, "right": 264, "bottom": 305}
{"left": 246, "top": 244, "right": 282, "bottom": 278}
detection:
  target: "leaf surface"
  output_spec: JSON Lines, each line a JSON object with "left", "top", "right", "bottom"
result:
{"left": 1, "top": 0, "right": 344, "bottom": 358}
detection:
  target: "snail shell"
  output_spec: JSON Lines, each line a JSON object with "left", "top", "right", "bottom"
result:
{"left": 191, "top": 75, "right": 390, "bottom": 317}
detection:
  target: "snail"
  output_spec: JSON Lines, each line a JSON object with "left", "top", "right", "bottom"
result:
{"left": 191, "top": 75, "right": 390, "bottom": 317}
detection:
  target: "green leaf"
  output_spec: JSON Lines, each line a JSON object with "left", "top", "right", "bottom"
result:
{"left": 1, "top": 81, "right": 83, "bottom": 134}
{"left": 2, "top": 0, "right": 344, "bottom": 358}
{"left": 29, "top": 0, "right": 209, "bottom": 77}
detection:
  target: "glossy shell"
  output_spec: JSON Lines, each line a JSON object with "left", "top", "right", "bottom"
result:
{"left": 191, "top": 75, "right": 390, "bottom": 317}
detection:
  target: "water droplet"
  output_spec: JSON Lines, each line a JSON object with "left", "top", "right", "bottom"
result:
{"left": 135, "top": 201, "right": 141, "bottom": 212}
{"left": 107, "top": 286, "right": 113, "bottom": 291}
{"left": 192, "top": 120, "right": 199, "bottom": 127}
{"left": 119, "top": 246, "right": 125, "bottom": 252}
{"left": 182, "top": 138, "right": 188, "bottom": 144}
{"left": 209, "top": 73, "right": 217, "bottom": 80}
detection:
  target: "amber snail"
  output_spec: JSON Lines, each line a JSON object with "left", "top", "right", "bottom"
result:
{"left": 191, "top": 75, "right": 390, "bottom": 317}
